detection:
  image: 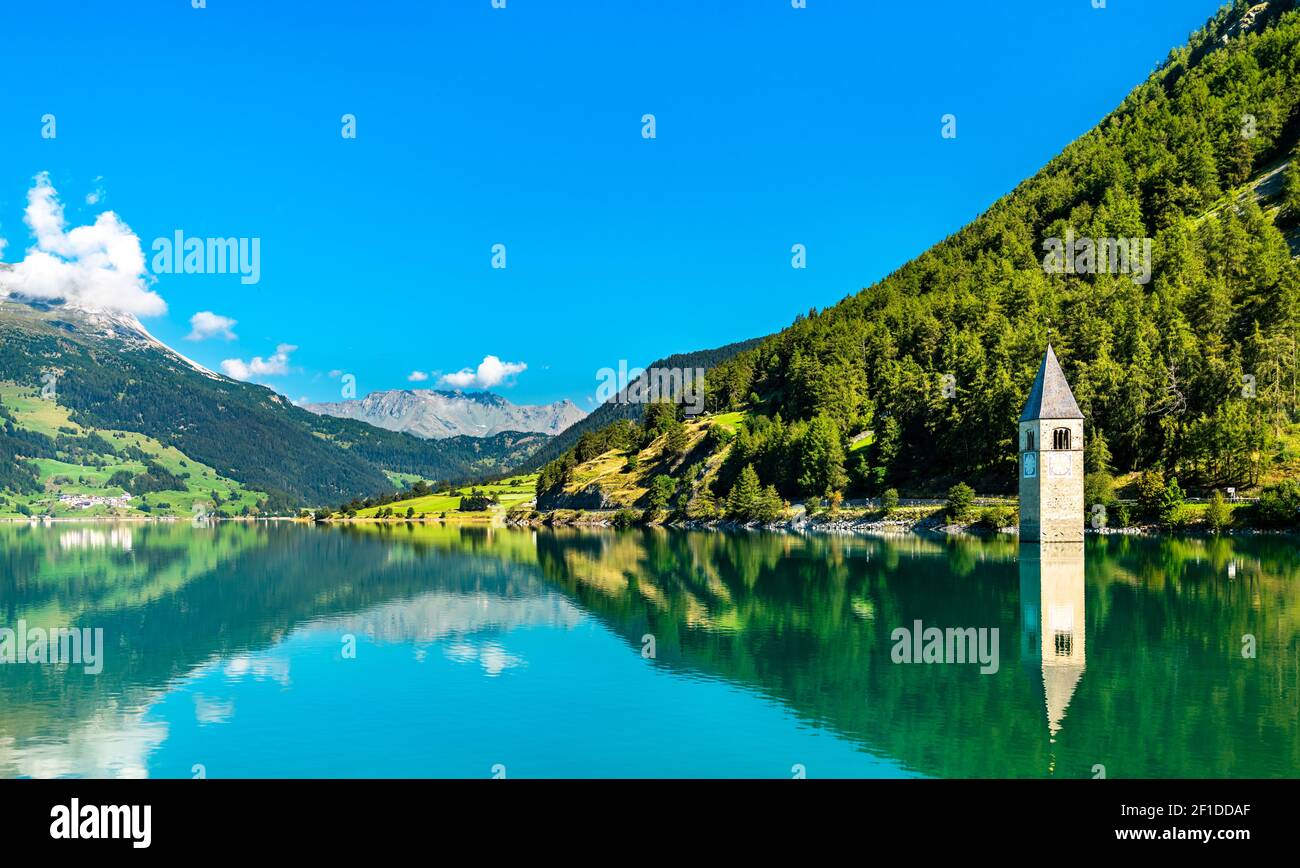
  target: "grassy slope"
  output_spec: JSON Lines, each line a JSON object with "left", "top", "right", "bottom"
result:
{"left": 0, "top": 382, "right": 262, "bottom": 519}
{"left": 349, "top": 473, "right": 540, "bottom": 519}
{"left": 516, "top": 337, "right": 766, "bottom": 473}
{"left": 553, "top": 414, "right": 740, "bottom": 512}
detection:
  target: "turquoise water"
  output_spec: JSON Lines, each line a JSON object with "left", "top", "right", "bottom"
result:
{"left": 0, "top": 522, "right": 1295, "bottom": 778}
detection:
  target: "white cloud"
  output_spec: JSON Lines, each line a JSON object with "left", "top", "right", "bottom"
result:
{"left": 193, "top": 694, "right": 234, "bottom": 726}
{"left": 85, "top": 177, "right": 105, "bottom": 206}
{"left": 221, "top": 343, "right": 297, "bottom": 381}
{"left": 438, "top": 355, "right": 527, "bottom": 390}
{"left": 186, "top": 310, "right": 238, "bottom": 341}
{"left": 1, "top": 172, "right": 164, "bottom": 317}
{"left": 407, "top": 371, "right": 429, "bottom": 382}
{"left": 328, "top": 369, "right": 343, "bottom": 378}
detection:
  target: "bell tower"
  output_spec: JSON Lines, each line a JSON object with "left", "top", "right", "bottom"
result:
{"left": 1018, "top": 346, "right": 1084, "bottom": 542}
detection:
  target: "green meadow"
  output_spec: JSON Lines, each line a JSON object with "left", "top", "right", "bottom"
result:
{"left": 0, "top": 383, "right": 263, "bottom": 519}
{"left": 349, "top": 473, "right": 539, "bottom": 519}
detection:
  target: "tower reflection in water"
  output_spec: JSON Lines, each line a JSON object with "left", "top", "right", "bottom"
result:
{"left": 1019, "top": 542, "right": 1086, "bottom": 749}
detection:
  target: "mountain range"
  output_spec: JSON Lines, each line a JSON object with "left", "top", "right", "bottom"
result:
{"left": 0, "top": 295, "right": 549, "bottom": 512}
{"left": 304, "top": 390, "right": 584, "bottom": 439}
{"left": 0, "top": 285, "right": 756, "bottom": 514}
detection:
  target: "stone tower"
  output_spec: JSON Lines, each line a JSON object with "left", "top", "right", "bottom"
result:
{"left": 1018, "top": 346, "right": 1084, "bottom": 542}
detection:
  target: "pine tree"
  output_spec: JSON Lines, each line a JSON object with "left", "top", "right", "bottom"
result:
{"left": 1205, "top": 490, "right": 1232, "bottom": 533}
{"left": 945, "top": 483, "right": 975, "bottom": 522}
{"left": 727, "top": 464, "right": 761, "bottom": 519}
{"left": 871, "top": 417, "right": 901, "bottom": 488}
{"left": 1137, "top": 469, "right": 1166, "bottom": 519}
{"left": 1086, "top": 429, "right": 1113, "bottom": 474}
{"left": 643, "top": 401, "right": 678, "bottom": 440}
{"left": 648, "top": 475, "right": 676, "bottom": 512}
{"left": 1283, "top": 155, "right": 1300, "bottom": 216}
{"left": 1160, "top": 476, "right": 1187, "bottom": 526}
{"left": 687, "top": 486, "right": 718, "bottom": 520}
{"left": 797, "top": 414, "right": 847, "bottom": 496}
{"left": 665, "top": 420, "right": 688, "bottom": 455}
{"left": 754, "top": 484, "right": 785, "bottom": 522}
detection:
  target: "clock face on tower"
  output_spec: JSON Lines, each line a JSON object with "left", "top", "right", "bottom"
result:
{"left": 1023, "top": 452, "right": 1037, "bottom": 478}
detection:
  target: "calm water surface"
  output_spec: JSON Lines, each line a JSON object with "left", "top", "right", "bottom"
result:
{"left": 0, "top": 522, "right": 1296, "bottom": 778}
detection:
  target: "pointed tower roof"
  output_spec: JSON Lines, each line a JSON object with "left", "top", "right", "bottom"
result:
{"left": 1019, "top": 345, "right": 1083, "bottom": 422}
{"left": 1042, "top": 661, "right": 1085, "bottom": 739}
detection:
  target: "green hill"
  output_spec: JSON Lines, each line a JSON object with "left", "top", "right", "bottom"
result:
{"left": 517, "top": 336, "right": 765, "bottom": 472}
{"left": 0, "top": 382, "right": 265, "bottom": 519}
{"left": 537, "top": 0, "right": 1300, "bottom": 518}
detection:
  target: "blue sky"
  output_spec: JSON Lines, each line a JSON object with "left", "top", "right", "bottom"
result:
{"left": 0, "top": 0, "right": 1227, "bottom": 410}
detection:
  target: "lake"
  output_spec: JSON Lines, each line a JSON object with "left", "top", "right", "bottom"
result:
{"left": 0, "top": 522, "right": 1295, "bottom": 778}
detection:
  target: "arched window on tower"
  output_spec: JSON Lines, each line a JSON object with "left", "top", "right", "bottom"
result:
{"left": 1053, "top": 427, "right": 1071, "bottom": 450}
{"left": 1026, "top": 431, "right": 1035, "bottom": 452}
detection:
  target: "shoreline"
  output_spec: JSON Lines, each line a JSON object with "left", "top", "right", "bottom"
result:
{"left": 0, "top": 516, "right": 306, "bottom": 524}
{"left": 502, "top": 513, "right": 1293, "bottom": 538}
{"left": 3, "top": 511, "right": 1293, "bottom": 538}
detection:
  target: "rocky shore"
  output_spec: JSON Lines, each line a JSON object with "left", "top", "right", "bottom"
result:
{"left": 506, "top": 508, "right": 1288, "bottom": 538}
{"left": 506, "top": 508, "right": 1011, "bottom": 536}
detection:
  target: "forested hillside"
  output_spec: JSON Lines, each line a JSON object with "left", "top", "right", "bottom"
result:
{"left": 0, "top": 381, "right": 268, "bottom": 518}
{"left": 701, "top": 0, "right": 1300, "bottom": 496}
{"left": 538, "top": 0, "right": 1300, "bottom": 511}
